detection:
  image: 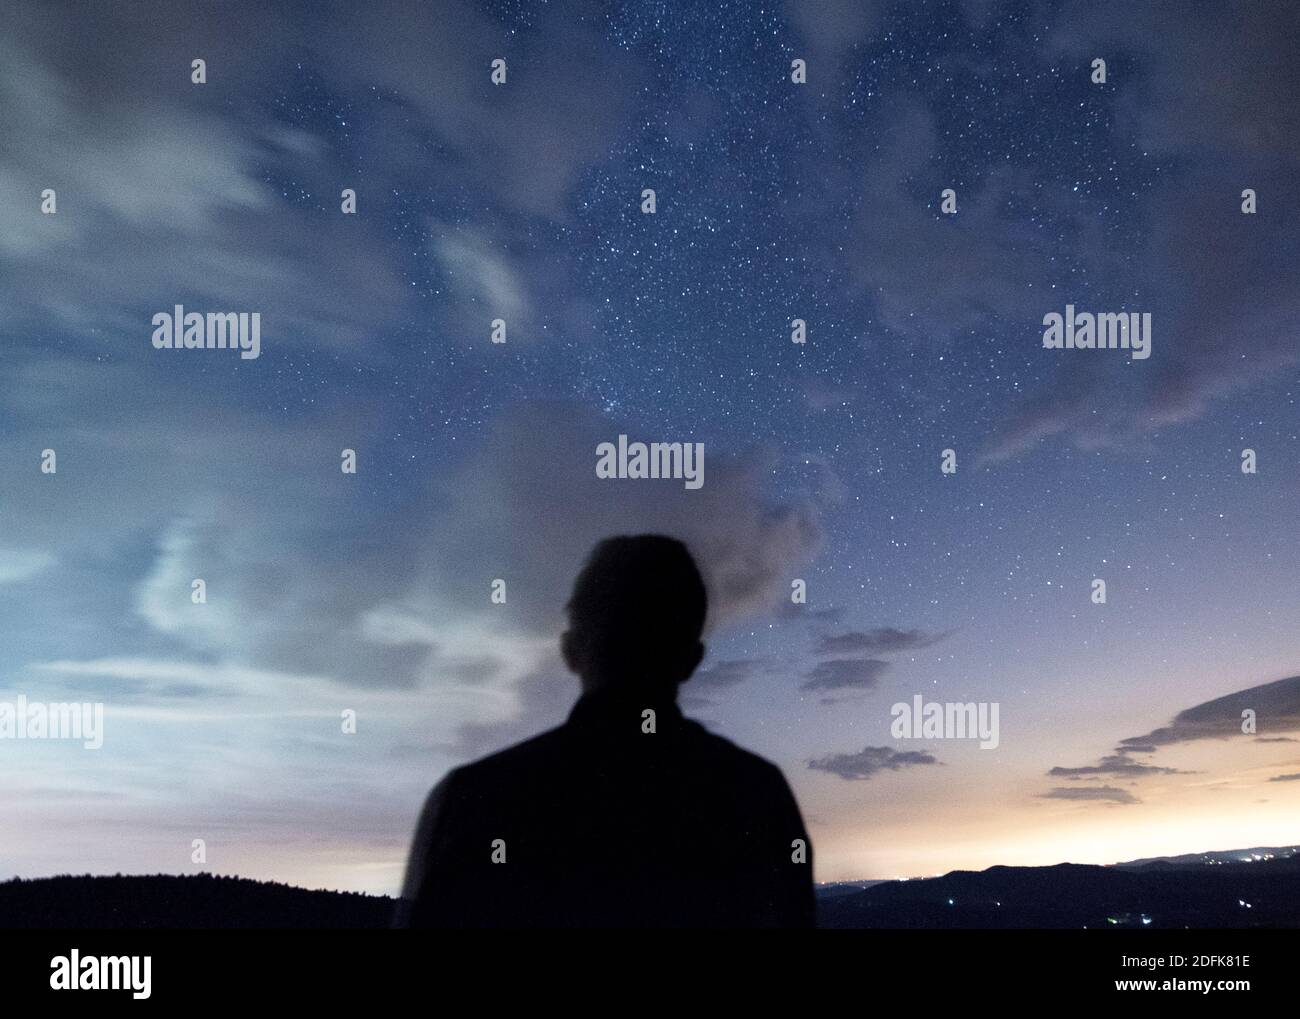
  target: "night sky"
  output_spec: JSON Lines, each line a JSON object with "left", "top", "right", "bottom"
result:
{"left": 2, "top": 0, "right": 1299, "bottom": 893}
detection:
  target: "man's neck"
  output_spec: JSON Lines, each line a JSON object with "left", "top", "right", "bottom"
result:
{"left": 578, "top": 680, "right": 679, "bottom": 703}
{"left": 568, "top": 683, "right": 684, "bottom": 730}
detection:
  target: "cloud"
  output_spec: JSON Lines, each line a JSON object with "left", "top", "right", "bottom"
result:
{"left": 325, "top": 0, "right": 643, "bottom": 221}
{"left": 801, "top": 378, "right": 856, "bottom": 412}
{"left": 432, "top": 225, "right": 532, "bottom": 328}
{"left": 27, "top": 658, "right": 320, "bottom": 705}
{"left": 775, "top": 603, "right": 845, "bottom": 624}
{"left": 815, "top": 627, "right": 947, "bottom": 655}
{"left": 808, "top": 745, "right": 939, "bottom": 781}
{"left": 785, "top": 0, "right": 882, "bottom": 61}
{"left": 426, "top": 401, "right": 827, "bottom": 640}
{"left": 691, "top": 658, "right": 769, "bottom": 691}
{"left": 985, "top": 1, "right": 1300, "bottom": 458}
{"left": 784, "top": 3, "right": 1300, "bottom": 463}
{"left": 0, "top": 8, "right": 413, "bottom": 354}
{"left": 408, "top": 401, "right": 830, "bottom": 750}
{"left": 1048, "top": 754, "right": 1187, "bottom": 779}
{"left": 0, "top": 302, "right": 829, "bottom": 762}
{"left": 800, "top": 658, "right": 889, "bottom": 693}
{"left": 1040, "top": 786, "right": 1138, "bottom": 805}
{"left": 1043, "top": 675, "right": 1300, "bottom": 802}
{"left": 841, "top": 94, "right": 1067, "bottom": 347}
{"left": 1116, "top": 675, "right": 1300, "bottom": 751}
{"left": 448, "top": 654, "right": 578, "bottom": 758}
{"left": 0, "top": 548, "right": 55, "bottom": 584}
{"left": 0, "top": 0, "right": 643, "bottom": 358}
{"left": 1268, "top": 773, "right": 1300, "bottom": 783}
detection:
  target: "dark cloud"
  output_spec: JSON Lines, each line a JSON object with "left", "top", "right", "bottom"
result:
{"left": 800, "top": 658, "right": 889, "bottom": 693}
{"left": 1044, "top": 675, "right": 1300, "bottom": 802}
{"left": 1041, "top": 786, "right": 1138, "bottom": 805}
{"left": 1117, "top": 675, "right": 1300, "bottom": 751}
{"left": 1268, "top": 773, "right": 1300, "bottom": 783}
{"left": 808, "top": 745, "right": 938, "bottom": 781}
{"left": 1049, "top": 754, "right": 1187, "bottom": 779}
{"left": 0, "top": 3, "right": 417, "bottom": 354}
{"left": 0, "top": 0, "right": 644, "bottom": 355}
{"left": 815, "top": 627, "right": 948, "bottom": 656}
{"left": 426, "top": 400, "right": 828, "bottom": 638}
{"left": 841, "top": 94, "right": 1071, "bottom": 349}
{"left": 362, "top": 398, "right": 832, "bottom": 754}
{"left": 324, "top": 0, "right": 644, "bottom": 222}
{"left": 985, "top": 1, "right": 1300, "bottom": 458}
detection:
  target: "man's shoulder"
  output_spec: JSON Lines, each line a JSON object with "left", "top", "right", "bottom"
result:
{"left": 683, "top": 719, "right": 796, "bottom": 787}
{"left": 443, "top": 725, "right": 570, "bottom": 786}
{"left": 441, "top": 715, "right": 796, "bottom": 796}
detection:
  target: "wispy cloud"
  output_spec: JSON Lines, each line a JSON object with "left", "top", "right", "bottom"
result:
{"left": 800, "top": 658, "right": 889, "bottom": 694}
{"left": 808, "top": 745, "right": 939, "bottom": 781}
{"left": 815, "top": 627, "right": 948, "bottom": 655}
{"left": 691, "top": 658, "right": 770, "bottom": 691}
{"left": 1041, "top": 786, "right": 1138, "bottom": 805}
{"left": 1116, "top": 676, "right": 1300, "bottom": 751}
{"left": 1048, "top": 755, "right": 1188, "bottom": 779}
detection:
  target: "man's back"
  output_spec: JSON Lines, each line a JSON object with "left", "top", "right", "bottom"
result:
{"left": 397, "top": 689, "right": 815, "bottom": 927}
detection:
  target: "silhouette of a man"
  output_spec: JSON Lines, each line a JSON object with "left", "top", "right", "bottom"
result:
{"left": 396, "top": 534, "right": 815, "bottom": 928}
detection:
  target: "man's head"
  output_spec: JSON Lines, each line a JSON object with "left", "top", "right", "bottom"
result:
{"left": 561, "top": 534, "right": 708, "bottom": 696}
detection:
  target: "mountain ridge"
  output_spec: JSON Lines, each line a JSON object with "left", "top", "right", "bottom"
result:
{"left": 4, "top": 845, "right": 1299, "bottom": 928}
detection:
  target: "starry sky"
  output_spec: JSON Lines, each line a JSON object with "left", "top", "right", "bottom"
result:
{"left": 2, "top": 0, "right": 1299, "bottom": 893}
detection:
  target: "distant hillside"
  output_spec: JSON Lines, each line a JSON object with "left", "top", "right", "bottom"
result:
{"left": 1113, "top": 845, "right": 1299, "bottom": 870}
{"left": 817, "top": 855, "right": 1300, "bottom": 928}
{"left": 0, "top": 873, "right": 394, "bottom": 929}
{"left": 6, "top": 852, "right": 1300, "bottom": 928}
{"left": 815, "top": 879, "right": 889, "bottom": 899}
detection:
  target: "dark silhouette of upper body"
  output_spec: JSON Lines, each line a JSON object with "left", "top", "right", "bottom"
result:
{"left": 396, "top": 535, "right": 815, "bottom": 928}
